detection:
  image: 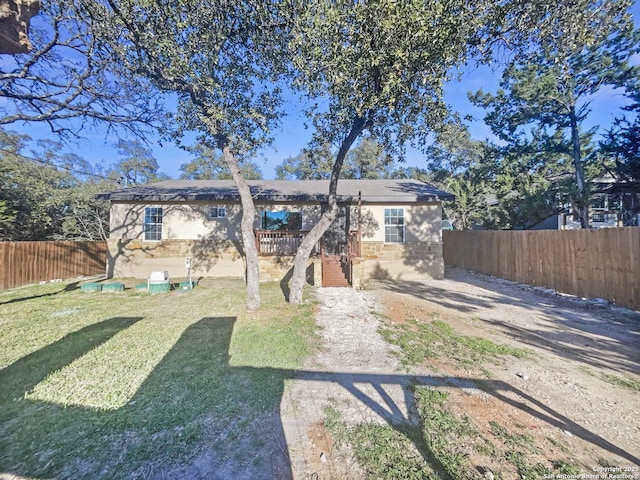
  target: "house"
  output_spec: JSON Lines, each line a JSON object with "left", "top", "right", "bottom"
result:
{"left": 96, "top": 179, "right": 454, "bottom": 287}
{"left": 558, "top": 174, "right": 640, "bottom": 229}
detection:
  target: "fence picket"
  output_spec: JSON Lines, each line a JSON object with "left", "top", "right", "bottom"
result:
{"left": 443, "top": 228, "right": 639, "bottom": 311}
{"left": 0, "top": 241, "right": 106, "bottom": 289}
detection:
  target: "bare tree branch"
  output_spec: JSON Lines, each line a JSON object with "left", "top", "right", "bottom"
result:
{"left": 0, "top": 0, "right": 164, "bottom": 139}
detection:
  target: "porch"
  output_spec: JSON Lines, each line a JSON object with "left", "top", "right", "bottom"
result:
{"left": 254, "top": 230, "right": 314, "bottom": 256}
{"left": 254, "top": 229, "right": 361, "bottom": 258}
{"left": 254, "top": 229, "right": 361, "bottom": 287}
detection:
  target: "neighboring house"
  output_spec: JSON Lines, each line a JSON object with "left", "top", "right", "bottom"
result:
{"left": 97, "top": 179, "right": 454, "bottom": 287}
{"left": 558, "top": 174, "right": 640, "bottom": 230}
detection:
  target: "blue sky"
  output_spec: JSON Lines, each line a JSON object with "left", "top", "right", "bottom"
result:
{"left": 6, "top": 6, "right": 639, "bottom": 180}
{"left": 13, "top": 67, "right": 632, "bottom": 180}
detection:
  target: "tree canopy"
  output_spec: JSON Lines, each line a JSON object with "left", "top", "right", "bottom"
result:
{"left": 469, "top": 0, "right": 637, "bottom": 228}
{"left": 180, "top": 143, "right": 263, "bottom": 180}
{"left": 276, "top": 138, "right": 397, "bottom": 180}
{"left": 88, "top": 0, "right": 294, "bottom": 310}
{"left": 283, "top": 0, "right": 611, "bottom": 302}
{"left": 0, "top": 0, "right": 162, "bottom": 137}
{"left": 0, "top": 128, "right": 119, "bottom": 241}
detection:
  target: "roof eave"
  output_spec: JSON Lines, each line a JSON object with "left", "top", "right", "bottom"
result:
{"left": 98, "top": 193, "right": 454, "bottom": 203}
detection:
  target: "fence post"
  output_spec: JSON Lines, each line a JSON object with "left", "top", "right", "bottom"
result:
{"left": 0, "top": 242, "right": 6, "bottom": 290}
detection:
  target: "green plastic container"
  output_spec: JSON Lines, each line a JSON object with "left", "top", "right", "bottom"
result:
{"left": 102, "top": 283, "right": 125, "bottom": 292}
{"left": 148, "top": 282, "right": 171, "bottom": 294}
{"left": 80, "top": 283, "right": 102, "bottom": 293}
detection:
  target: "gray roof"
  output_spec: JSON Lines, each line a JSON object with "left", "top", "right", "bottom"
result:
{"left": 97, "top": 179, "right": 454, "bottom": 203}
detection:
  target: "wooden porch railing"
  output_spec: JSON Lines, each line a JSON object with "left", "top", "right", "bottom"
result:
{"left": 254, "top": 230, "right": 316, "bottom": 256}
{"left": 347, "top": 230, "right": 361, "bottom": 258}
{"left": 254, "top": 229, "right": 359, "bottom": 258}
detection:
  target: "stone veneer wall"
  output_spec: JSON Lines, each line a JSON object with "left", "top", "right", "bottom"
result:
{"left": 352, "top": 241, "right": 444, "bottom": 288}
{"left": 107, "top": 238, "right": 321, "bottom": 286}
{"left": 360, "top": 241, "right": 443, "bottom": 260}
{"left": 107, "top": 238, "right": 245, "bottom": 279}
{"left": 107, "top": 238, "right": 442, "bottom": 287}
{"left": 258, "top": 256, "right": 321, "bottom": 286}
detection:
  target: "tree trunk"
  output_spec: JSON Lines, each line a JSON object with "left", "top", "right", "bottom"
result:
{"left": 288, "top": 116, "right": 369, "bottom": 304}
{"left": 569, "top": 107, "right": 590, "bottom": 229}
{"left": 221, "top": 145, "right": 261, "bottom": 310}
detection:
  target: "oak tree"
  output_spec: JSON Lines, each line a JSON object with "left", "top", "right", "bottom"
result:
{"left": 180, "top": 143, "right": 263, "bottom": 180}
{"left": 90, "top": 0, "right": 291, "bottom": 310}
{"left": 285, "top": 0, "right": 590, "bottom": 303}
{"left": 0, "top": 0, "right": 161, "bottom": 137}
{"left": 276, "top": 138, "right": 397, "bottom": 180}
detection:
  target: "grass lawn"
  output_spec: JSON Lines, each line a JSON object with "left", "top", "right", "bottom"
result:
{"left": 0, "top": 279, "right": 317, "bottom": 479}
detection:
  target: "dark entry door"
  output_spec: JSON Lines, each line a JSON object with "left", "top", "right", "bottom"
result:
{"left": 322, "top": 204, "right": 350, "bottom": 255}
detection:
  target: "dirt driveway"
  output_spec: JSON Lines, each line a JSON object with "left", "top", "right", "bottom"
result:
{"left": 281, "top": 267, "right": 640, "bottom": 478}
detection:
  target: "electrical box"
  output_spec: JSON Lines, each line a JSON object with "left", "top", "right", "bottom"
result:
{"left": 185, "top": 257, "right": 191, "bottom": 269}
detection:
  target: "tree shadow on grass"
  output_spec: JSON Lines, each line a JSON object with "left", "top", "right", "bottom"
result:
{"left": 0, "top": 316, "right": 142, "bottom": 410}
{"left": 0, "top": 316, "right": 293, "bottom": 479}
{"left": 0, "top": 281, "right": 83, "bottom": 306}
{"left": 1, "top": 316, "right": 638, "bottom": 479}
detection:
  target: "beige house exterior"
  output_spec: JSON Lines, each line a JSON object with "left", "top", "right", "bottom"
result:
{"left": 97, "top": 179, "right": 453, "bottom": 286}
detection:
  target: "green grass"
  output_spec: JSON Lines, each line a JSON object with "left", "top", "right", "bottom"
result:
{"left": 0, "top": 279, "right": 317, "bottom": 479}
{"left": 322, "top": 405, "right": 439, "bottom": 480}
{"left": 488, "top": 421, "right": 537, "bottom": 453}
{"left": 416, "top": 388, "right": 581, "bottom": 479}
{"left": 600, "top": 373, "right": 640, "bottom": 392}
{"left": 323, "top": 386, "right": 585, "bottom": 480}
{"left": 381, "top": 317, "right": 530, "bottom": 371}
{"left": 579, "top": 366, "right": 640, "bottom": 393}
{"left": 414, "top": 387, "right": 480, "bottom": 479}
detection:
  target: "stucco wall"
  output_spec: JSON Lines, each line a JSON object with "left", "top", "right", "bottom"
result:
{"left": 109, "top": 201, "right": 323, "bottom": 241}
{"left": 355, "top": 203, "right": 442, "bottom": 243}
{"left": 110, "top": 201, "right": 441, "bottom": 242}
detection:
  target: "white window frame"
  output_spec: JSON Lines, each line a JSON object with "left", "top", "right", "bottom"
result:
{"left": 208, "top": 206, "right": 227, "bottom": 219}
{"left": 143, "top": 207, "right": 163, "bottom": 241}
{"left": 384, "top": 208, "right": 405, "bottom": 244}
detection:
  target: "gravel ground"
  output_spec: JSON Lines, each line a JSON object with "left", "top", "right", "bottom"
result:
{"left": 281, "top": 268, "right": 640, "bottom": 478}
{"left": 281, "top": 286, "right": 413, "bottom": 479}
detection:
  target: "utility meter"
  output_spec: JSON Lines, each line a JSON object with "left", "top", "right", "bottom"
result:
{"left": 185, "top": 257, "right": 191, "bottom": 269}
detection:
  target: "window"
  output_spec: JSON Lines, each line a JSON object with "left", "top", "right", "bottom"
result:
{"left": 261, "top": 211, "right": 302, "bottom": 231}
{"left": 144, "top": 207, "right": 163, "bottom": 241}
{"left": 384, "top": 208, "right": 404, "bottom": 243}
{"left": 591, "top": 195, "right": 607, "bottom": 210}
{"left": 209, "top": 207, "right": 226, "bottom": 218}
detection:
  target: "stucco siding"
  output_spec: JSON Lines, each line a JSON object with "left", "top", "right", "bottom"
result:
{"left": 354, "top": 203, "right": 442, "bottom": 243}
{"left": 109, "top": 201, "right": 326, "bottom": 242}
{"left": 109, "top": 201, "right": 242, "bottom": 241}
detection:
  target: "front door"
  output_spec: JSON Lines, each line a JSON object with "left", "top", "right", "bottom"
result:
{"left": 322, "top": 204, "right": 349, "bottom": 255}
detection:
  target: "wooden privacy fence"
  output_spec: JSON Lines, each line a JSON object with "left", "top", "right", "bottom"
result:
{"left": 0, "top": 241, "right": 107, "bottom": 290}
{"left": 443, "top": 228, "right": 640, "bottom": 311}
